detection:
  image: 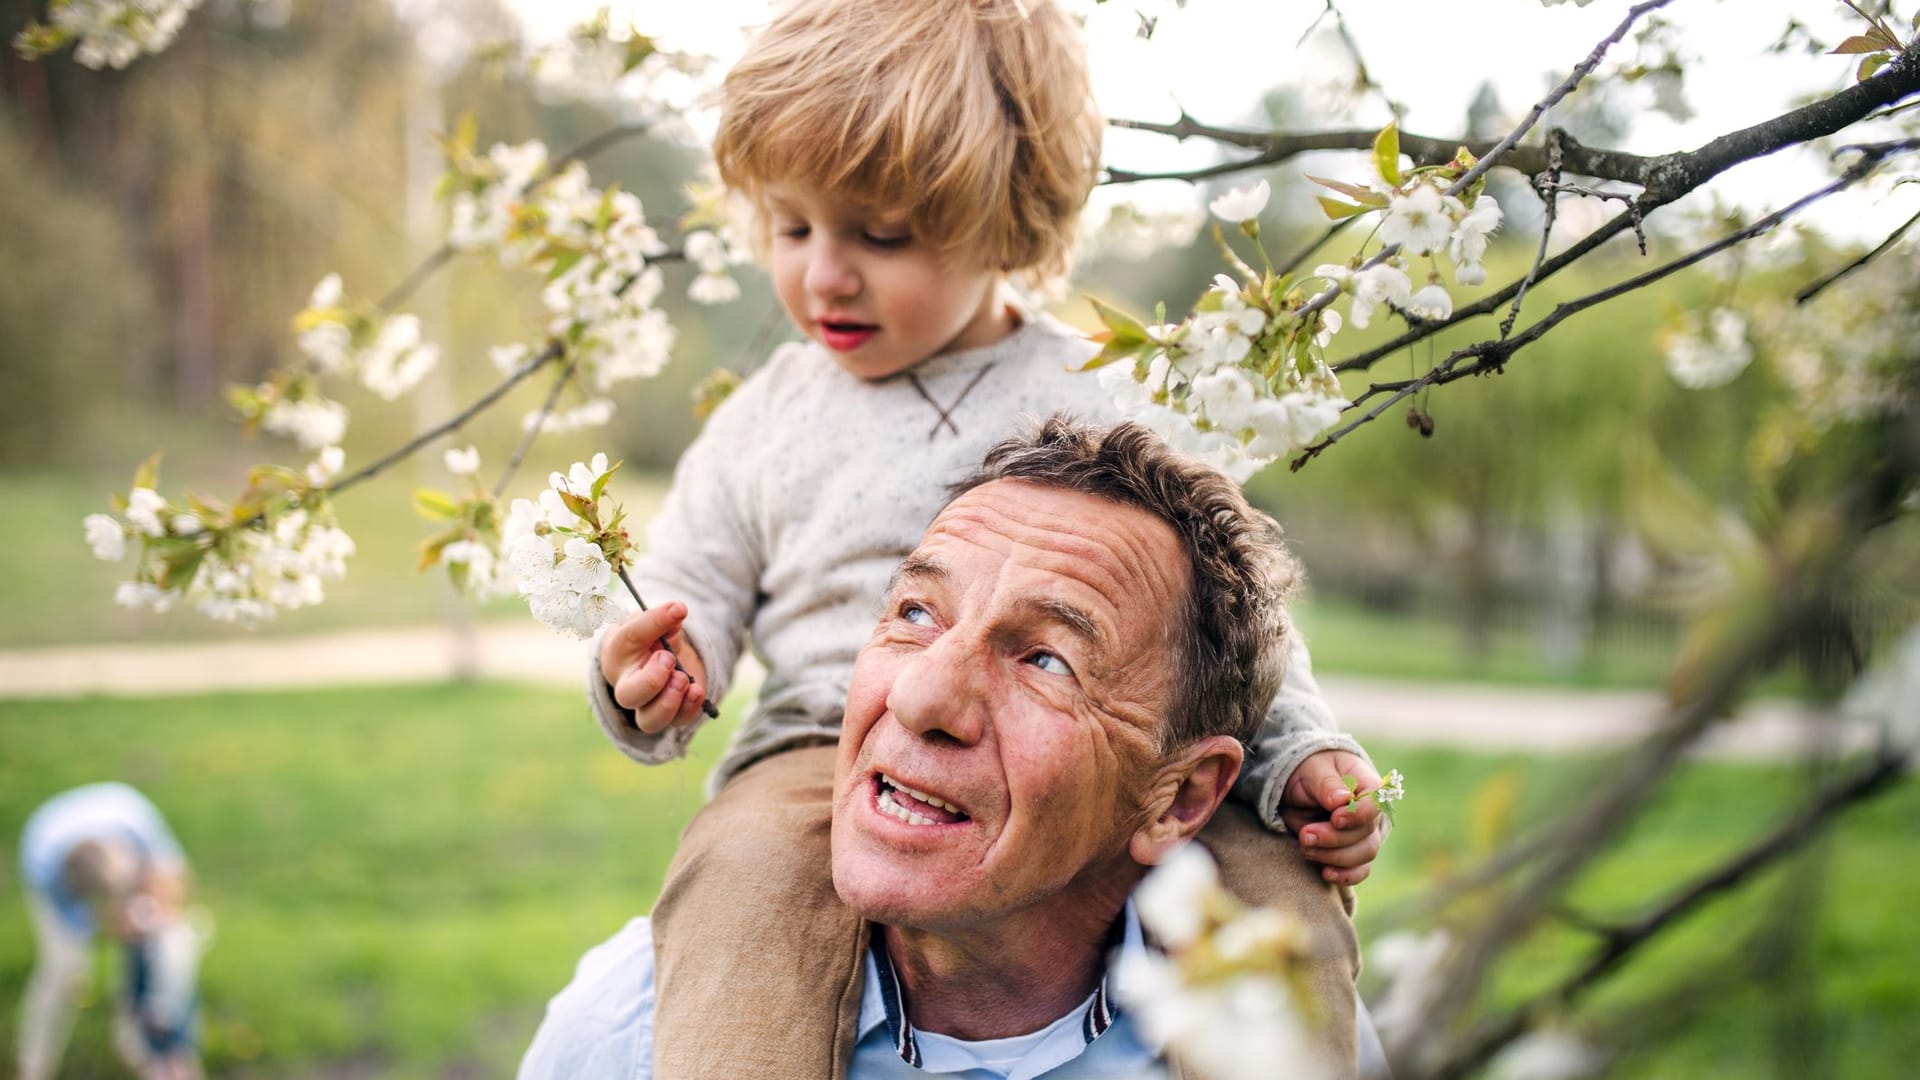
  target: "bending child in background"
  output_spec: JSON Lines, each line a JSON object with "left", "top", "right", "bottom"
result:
{"left": 581, "top": 0, "right": 1387, "bottom": 1074}
{"left": 17, "top": 782, "right": 206, "bottom": 1080}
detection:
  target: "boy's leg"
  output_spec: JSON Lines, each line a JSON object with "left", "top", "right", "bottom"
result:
{"left": 18, "top": 890, "right": 93, "bottom": 1080}
{"left": 651, "top": 743, "right": 864, "bottom": 1078}
{"left": 1197, "top": 802, "right": 1362, "bottom": 1079}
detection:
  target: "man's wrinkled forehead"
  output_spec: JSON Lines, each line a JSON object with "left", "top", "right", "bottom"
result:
{"left": 901, "top": 481, "right": 1188, "bottom": 638}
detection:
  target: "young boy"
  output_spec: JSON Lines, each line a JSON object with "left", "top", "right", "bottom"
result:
{"left": 585, "top": 0, "right": 1386, "bottom": 1072}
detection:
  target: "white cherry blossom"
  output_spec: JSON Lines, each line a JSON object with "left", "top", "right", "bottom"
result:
{"left": 1208, "top": 180, "right": 1271, "bottom": 224}
{"left": 1378, "top": 184, "right": 1452, "bottom": 256}
{"left": 84, "top": 514, "right": 126, "bottom": 562}
{"left": 444, "top": 446, "right": 481, "bottom": 477}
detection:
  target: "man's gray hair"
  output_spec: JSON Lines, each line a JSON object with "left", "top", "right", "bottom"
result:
{"left": 952, "top": 415, "right": 1297, "bottom": 749}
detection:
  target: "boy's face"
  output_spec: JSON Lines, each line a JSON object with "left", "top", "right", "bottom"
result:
{"left": 765, "top": 184, "right": 1013, "bottom": 379}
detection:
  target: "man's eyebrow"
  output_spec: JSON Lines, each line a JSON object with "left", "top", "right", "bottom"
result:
{"left": 886, "top": 554, "right": 949, "bottom": 596}
{"left": 1024, "top": 597, "right": 1103, "bottom": 650}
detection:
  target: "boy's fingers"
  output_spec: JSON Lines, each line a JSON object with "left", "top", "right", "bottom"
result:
{"left": 615, "top": 651, "right": 678, "bottom": 722}
{"left": 1304, "top": 829, "right": 1383, "bottom": 869}
{"left": 637, "top": 670, "right": 692, "bottom": 734}
{"left": 602, "top": 603, "right": 687, "bottom": 668}
{"left": 1323, "top": 863, "right": 1373, "bottom": 887}
{"left": 674, "top": 684, "right": 708, "bottom": 728}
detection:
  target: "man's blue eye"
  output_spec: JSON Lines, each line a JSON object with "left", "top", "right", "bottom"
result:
{"left": 902, "top": 604, "right": 934, "bottom": 626}
{"left": 1029, "top": 651, "right": 1072, "bottom": 677}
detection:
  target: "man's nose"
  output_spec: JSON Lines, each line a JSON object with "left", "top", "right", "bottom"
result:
{"left": 885, "top": 634, "right": 987, "bottom": 747}
{"left": 804, "top": 239, "right": 861, "bottom": 301}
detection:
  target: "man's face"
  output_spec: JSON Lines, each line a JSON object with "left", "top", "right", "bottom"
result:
{"left": 831, "top": 480, "right": 1191, "bottom": 931}
{"left": 764, "top": 183, "right": 1010, "bottom": 380}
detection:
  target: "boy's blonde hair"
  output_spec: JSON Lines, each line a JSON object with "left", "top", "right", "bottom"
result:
{"left": 713, "top": 0, "right": 1103, "bottom": 285}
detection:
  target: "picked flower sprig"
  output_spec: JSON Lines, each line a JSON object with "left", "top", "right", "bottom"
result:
{"left": 1344, "top": 768, "right": 1406, "bottom": 824}
{"left": 499, "top": 452, "right": 718, "bottom": 718}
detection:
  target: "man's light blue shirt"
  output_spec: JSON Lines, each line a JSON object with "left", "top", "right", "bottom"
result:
{"left": 517, "top": 906, "right": 1164, "bottom": 1079}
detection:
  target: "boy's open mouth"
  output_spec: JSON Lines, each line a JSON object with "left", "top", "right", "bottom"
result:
{"left": 873, "top": 772, "right": 969, "bottom": 827}
{"left": 819, "top": 320, "right": 879, "bottom": 351}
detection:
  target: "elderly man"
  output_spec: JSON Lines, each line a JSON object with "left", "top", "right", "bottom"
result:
{"left": 520, "top": 418, "right": 1361, "bottom": 1078}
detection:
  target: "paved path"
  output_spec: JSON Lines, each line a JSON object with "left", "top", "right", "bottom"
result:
{"left": 0, "top": 622, "right": 1873, "bottom": 761}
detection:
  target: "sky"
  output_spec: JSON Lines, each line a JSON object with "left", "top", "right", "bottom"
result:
{"left": 499, "top": 0, "right": 1918, "bottom": 244}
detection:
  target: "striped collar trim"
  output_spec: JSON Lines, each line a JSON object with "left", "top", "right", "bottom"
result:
{"left": 867, "top": 907, "right": 1133, "bottom": 1068}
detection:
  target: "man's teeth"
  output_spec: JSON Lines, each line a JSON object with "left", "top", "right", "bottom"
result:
{"left": 880, "top": 774, "right": 960, "bottom": 813}
{"left": 877, "top": 787, "right": 939, "bottom": 826}
{"left": 877, "top": 774, "right": 963, "bottom": 827}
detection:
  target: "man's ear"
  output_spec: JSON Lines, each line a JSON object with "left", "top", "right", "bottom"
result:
{"left": 1129, "top": 735, "right": 1243, "bottom": 867}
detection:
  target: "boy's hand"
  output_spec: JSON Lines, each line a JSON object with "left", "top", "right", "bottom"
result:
{"left": 1281, "top": 749, "right": 1387, "bottom": 886}
{"left": 601, "top": 602, "right": 710, "bottom": 733}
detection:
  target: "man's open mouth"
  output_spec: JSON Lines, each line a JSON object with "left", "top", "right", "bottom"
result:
{"left": 874, "top": 773, "right": 969, "bottom": 827}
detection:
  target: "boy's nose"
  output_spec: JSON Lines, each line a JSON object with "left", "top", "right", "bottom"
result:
{"left": 804, "top": 243, "right": 861, "bottom": 300}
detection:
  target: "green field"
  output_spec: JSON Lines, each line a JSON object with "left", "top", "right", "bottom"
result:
{"left": 1, "top": 683, "right": 1911, "bottom": 1077}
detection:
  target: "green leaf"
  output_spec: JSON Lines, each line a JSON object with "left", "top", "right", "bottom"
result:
{"left": 413, "top": 488, "right": 461, "bottom": 521}
{"left": 1087, "top": 297, "right": 1150, "bottom": 346}
{"left": 1074, "top": 336, "right": 1145, "bottom": 373}
{"left": 1306, "top": 175, "right": 1388, "bottom": 207}
{"left": 545, "top": 247, "right": 586, "bottom": 282}
{"left": 589, "top": 460, "right": 622, "bottom": 503}
{"left": 557, "top": 489, "right": 596, "bottom": 525}
{"left": 1858, "top": 52, "right": 1892, "bottom": 81}
{"left": 1316, "top": 196, "right": 1370, "bottom": 221}
{"left": 1372, "top": 122, "right": 1402, "bottom": 187}
{"left": 132, "top": 452, "right": 163, "bottom": 493}
{"left": 416, "top": 528, "right": 463, "bottom": 572}
{"left": 623, "top": 33, "right": 658, "bottom": 75}
{"left": 1831, "top": 34, "right": 1892, "bottom": 54}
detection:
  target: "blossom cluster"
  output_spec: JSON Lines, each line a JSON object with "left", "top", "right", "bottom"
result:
{"left": 1088, "top": 125, "right": 1505, "bottom": 482}
{"left": 1345, "top": 767, "right": 1406, "bottom": 823}
{"left": 500, "top": 453, "right": 634, "bottom": 639}
{"left": 1086, "top": 181, "right": 1352, "bottom": 481}
{"left": 228, "top": 272, "right": 443, "bottom": 452}
{"left": 14, "top": 0, "right": 204, "bottom": 70}
{"left": 412, "top": 446, "right": 509, "bottom": 600}
{"left": 84, "top": 449, "right": 355, "bottom": 626}
{"left": 1116, "top": 845, "right": 1332, "bottom": 1080}
{"left": 439, "top": 129, "right": 735, "bottom": 432}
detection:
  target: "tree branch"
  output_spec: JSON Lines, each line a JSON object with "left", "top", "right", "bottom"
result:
{"left": 1294, "top": 155, "right": 1887, "bottom": 469}
{"left": 329, "top": 344, "right": 561, "bottom": 498}
{"left": 490, "top": 355, "right": 580, "bottom": 501}
{"left": 1101, "top": 120, "right": 1655, "bottom": 188}
{"left": 1331, "top": 51, "right": 1920, "bottom": 375}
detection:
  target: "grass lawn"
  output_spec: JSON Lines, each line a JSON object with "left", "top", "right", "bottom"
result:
{"left": 0, "top": 683, "right": 1910, "bottom": 1077}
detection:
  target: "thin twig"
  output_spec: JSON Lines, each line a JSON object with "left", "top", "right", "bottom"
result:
{"left": 330, "top": 345, "right": 560, "bottom": 498}
{"left": 490, "top": 356, "right": 581, "bottom": 500}
{"left": 1794, "top": 207, "right": 1920, "bottom": 303}
{"left": 1276, "top": 218, "right": 1360, "bottom": 277}
{"left": 1452, "top": 0, "right": 1678, "bottom": 194}
{"left": 617, "top": 567, "right": 721, "bottom": 720}
{"left": 1501, "top": 132, "right": 1567, "bottom": 341}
